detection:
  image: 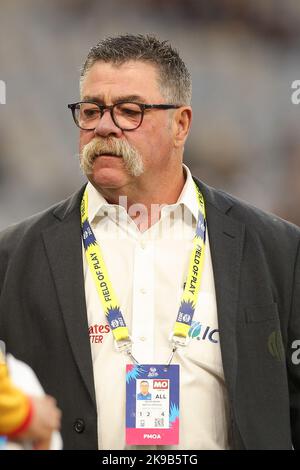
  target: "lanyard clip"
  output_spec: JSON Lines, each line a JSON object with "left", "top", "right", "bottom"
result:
{"left": 165, "top": 333, "right": 188, "bottom": 367}
{"left": 114, "top": 337, "right": 139, "bottom": 365}
{"left": 169, "top": 332, "right": 188, "bottom": 348}
{"left": 114, "top": 337, "right": 132, "bottom": 353}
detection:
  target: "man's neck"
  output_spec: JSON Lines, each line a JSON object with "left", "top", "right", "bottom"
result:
{"left": 95, "top": 166, "right": 186, "bottom": 232}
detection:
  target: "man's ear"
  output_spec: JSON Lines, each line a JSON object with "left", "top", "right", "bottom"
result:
{"left": 173, "top": 107, "right": 192, "bottom": 148}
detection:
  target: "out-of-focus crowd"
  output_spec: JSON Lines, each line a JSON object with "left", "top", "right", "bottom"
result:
{"left": 0, "top": 0, "right": 300, "bottom": 228}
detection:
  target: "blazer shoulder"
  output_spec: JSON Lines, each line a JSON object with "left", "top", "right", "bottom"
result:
{"left": 0, "top": 186, "right": 84, "bottom": 255}
{"left": 218, "top": 187, "right": 300, "bottom": 245}
{"left": 194, "top": 177, "right": 300, "bottom": 246}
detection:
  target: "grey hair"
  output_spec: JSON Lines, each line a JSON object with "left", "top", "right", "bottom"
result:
{"left": 80, "top": 34, "right": 192, "bottom": 105}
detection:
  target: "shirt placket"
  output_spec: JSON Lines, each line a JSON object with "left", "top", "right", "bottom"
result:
{"left": 131, "top": 236, "right": 155, "bottom": 363}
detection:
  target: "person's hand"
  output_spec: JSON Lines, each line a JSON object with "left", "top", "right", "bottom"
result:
{"left": 17, "top": 395, "right": 61, "bottom": 450}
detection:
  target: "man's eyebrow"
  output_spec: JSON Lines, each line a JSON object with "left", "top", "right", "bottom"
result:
{"left": 82, "top": 94, "right": 147, "bottom": 104}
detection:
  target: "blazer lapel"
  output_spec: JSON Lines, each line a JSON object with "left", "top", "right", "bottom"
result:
{"left": 194, "top": 177, "right": 245, "bottom": 402}
{"left": 42, "top": 186, "right": 96, "bottom": 405}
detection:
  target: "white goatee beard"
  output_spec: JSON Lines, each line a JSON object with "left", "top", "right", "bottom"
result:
{"left": 80, "top": 137, "right": 144, "bottom": 177}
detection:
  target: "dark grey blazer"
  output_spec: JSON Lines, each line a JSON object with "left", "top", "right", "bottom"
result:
{"left": 0, "top": 177, "right": 299, "bottom": 450}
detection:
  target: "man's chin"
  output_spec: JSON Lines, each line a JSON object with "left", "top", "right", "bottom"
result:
{"left": 87, "top": 164, "right": 130, "bottom": 189}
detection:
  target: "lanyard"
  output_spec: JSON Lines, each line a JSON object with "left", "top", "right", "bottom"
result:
{"left": 81, "top": 182, "right": 206, "bottom": 363}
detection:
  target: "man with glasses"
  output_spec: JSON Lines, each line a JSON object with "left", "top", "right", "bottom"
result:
{"left": 0, "top": 34, "right": 299, "bottom": 450}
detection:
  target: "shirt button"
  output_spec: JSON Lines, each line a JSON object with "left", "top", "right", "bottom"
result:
{"left": 140, "top": 241, "right": 146, "bottom": 249}
{"left": 140, "top": 288, "right": 146, "bottom": 294}
{"left": 74, "top": 419, "right": 85, "bottom": 433}
{"left": 140, "top": 336, "right": 146, "bottom": 342}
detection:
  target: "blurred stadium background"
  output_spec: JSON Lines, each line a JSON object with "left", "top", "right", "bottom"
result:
{"left": 0, "top": 0, "right": 300, "bottom": 229}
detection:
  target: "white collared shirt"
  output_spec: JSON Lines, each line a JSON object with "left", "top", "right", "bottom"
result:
{"left": 82, "top": 164, "right": 231, "bottom": 449}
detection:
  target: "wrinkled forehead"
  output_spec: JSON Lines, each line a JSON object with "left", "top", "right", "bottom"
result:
{"left": 80, "top": 60, "right": 164, "bottom": 103}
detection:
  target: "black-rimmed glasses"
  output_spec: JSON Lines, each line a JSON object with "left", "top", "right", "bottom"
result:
{"left": 67, "top": 101, "right": 181, "bottom": 131}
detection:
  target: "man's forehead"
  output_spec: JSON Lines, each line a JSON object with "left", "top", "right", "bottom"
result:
{"left": 85, "top": 59, "right": 158, "bottom": 76}
{"left": 82, "top": 93, "right": 147, "bottom": 104}
{"left": 81, "top": 60, "right": 162, "bottom": 102}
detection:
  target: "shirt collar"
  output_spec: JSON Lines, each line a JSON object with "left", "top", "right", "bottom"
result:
{"left": 86, "top": 181, "right": 118, "bottom": 223}
{"left": 86, "top": 163, "right": 199, "bottom": 223}
{"left": 168, "top": 163, "right": 199, "bottom": 220}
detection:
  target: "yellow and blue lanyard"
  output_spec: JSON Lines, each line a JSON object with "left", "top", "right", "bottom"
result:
{"left": 81, "top": 182, "right": 206, "bottom": 355}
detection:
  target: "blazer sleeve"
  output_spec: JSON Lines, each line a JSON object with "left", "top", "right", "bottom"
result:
{"left": 0, "top": 228, "right": 34, "bottom": 436}
{"left": 0, "top": 238, "right": 8, "bottom": 297}
{"left": 288, "top": 237, "right": 300, "bottom": 449}
{"left": 0, "top": 225, "right": 15, "bottom": 298}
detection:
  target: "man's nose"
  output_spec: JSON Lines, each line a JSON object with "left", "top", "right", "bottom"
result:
{"left": 94, "top": 108, "right": 122, "bottom": 138}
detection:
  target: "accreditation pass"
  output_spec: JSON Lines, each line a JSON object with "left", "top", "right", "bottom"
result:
{"left": 126, "top": 364, "right": 179, "bottom": 445}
